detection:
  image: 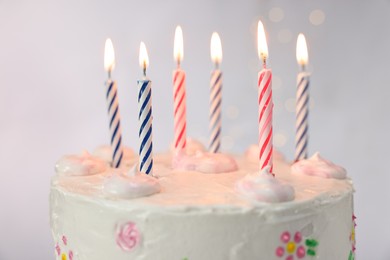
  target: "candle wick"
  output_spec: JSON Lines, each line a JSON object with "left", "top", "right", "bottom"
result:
{"left": 215, "top": 61, "right": 219, "bottom": 70}
{"left": 143, "top": 61, "right": 147, "bottom": 77}
{"left": 177, "top": 59, "right": 181, "bottom": 69}
{"left": 262, "top": 56, "right": 267, "bottom": 68}
{"left": 108, "top": 69, "right": 112, "bottom": 80}
{"left": 301, "top": 64, "right": 306, "bottom": 72}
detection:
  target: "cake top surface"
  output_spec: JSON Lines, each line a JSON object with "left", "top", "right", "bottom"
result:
{"left": 51, "top": 151, "right": 353, "bottom": 211}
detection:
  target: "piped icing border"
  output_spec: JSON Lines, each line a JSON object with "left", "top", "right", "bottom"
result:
{"left": 236, "top": 166, "right": 295, "bottom": 203}
{"left": 291, "top": 152, "right": 347, "bottom": 179}
{"left": 103, "top": 165, "right": 161, "bottom": 199}
{"left": 55, "top": 151, "right": 107, "bottom": 176}
{"left": 93, "top": 145, "right": 136, "bottom": 166}
{"left": 172, "top": 150, "right": 238, "bottom": 173}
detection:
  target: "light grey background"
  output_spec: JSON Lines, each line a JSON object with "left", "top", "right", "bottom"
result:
{"left": 0, "top": 0, "right": 389, "bottom": 259}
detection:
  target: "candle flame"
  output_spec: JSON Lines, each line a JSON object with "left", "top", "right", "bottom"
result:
{"left": 104, "top": 38, "right": 115, "bottom": 72}
{"left": 296, "top": 33, "right": 309, "bottom": 66}
{"left": 210, "top": 32, "right": 223, "bottom": 65}
{"left": 257, "top": 20, "right": 269, "bottom": 61}
{"left": 174, "top": 26, "right": 184, "bottom": 64}
{"left": 139, "top": 42, "right": 149, "bottom": 70}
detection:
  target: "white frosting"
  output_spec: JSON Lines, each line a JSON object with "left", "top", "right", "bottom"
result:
{"left": 236, "top": 166, "right": 295, "bottom": 203}
{"left": 50, "top": 151, "right": 354, "bottom": 260}
{"left": 103, "top": 168, "right": 160, "bottom": 199}
{"left": 292, "top": 152, "right": 347, "bottom": 179}
{"left": 245, "top": 144, "right": 285, "bottom": 162}
{"left": 172, "top": 151, "right": 238, "bottom": 173}
{"left": 55, "top": 152, "right": 107, "bottom": 176}
{"left": 93, "top": 145, "right": 136, "bottom": 166}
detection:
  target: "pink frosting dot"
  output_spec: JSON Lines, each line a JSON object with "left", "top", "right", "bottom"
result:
{"left": 55, "top": 244, "right": 61, "bottom": 256}
{"left": 294, "top": 232, "right": 302, "bottom": 243}
{"left": 281, "top": 231, "right": 291, "bottom": 243}
{"left": 286, "top": 255, "right": 294, "bottom": 260}
{"left": 69, "top": 250, "right": 74, "bottom": 260}
{"left": 276, "top": 246, "right": 284, "bottom": 257}
{"left": 296, "top": 246, "right": 305, "bottom": 258}
{"left": 116, "top": 222, "right": 140, "bottom": 252}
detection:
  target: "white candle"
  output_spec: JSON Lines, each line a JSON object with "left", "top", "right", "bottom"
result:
{"left": 295, "top": 33, "right": 310, "bottom": 161}
{"left": 104, "top": 38, "right": 124, "bottom": 168}
{"left": 209, "top": 32, "right": 223, "bottom": 153}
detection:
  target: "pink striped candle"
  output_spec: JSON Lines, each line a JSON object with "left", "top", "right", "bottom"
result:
{"left": 173, "top": 26, "right": 187, "bottom": 152}
{"left": 257, "top": 21, "right": 273, "bottom": 172}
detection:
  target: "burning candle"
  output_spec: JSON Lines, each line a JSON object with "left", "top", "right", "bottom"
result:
{"left": 138, "top": 42, "right": 153, "bottom": 175}
{"left": 257, "top": 21, "right": 273, "bottom": 172}
{"left": 209, "top": 32, "right": 223, "bottom": 153}
{"left": 104, "top": 38, "right": 124, "bottom": 168}
{"left": 295, "top": 33, "right": 310, "bottom": 161}
{"left": 173, "top": 26, "right": 187, "bottom": 153}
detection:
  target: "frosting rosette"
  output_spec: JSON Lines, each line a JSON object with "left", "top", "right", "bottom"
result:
{"left": 170, "top": 138, "right": 206, "bottom": 155}
{"left": 116, "top": 222, "right": 140, "bottom": 252}
{"left": 103, "top": 166, "right": 160, "bottom": 199}
{"left": 55, "top": 151, "right": 107, "bottom": 176}
{"left": 172, "top": 151, "right": 238, "bottom": 173}
{"left": 236, "top": 166, "right": 295, "bottom": 203}
{"left": 93, "top": 145, "right": 135, "bottom": 165}
{"left": 292, "top": 152, "right": 347, "bottom": 179}
{"left": 245, "top": 144, "right": 285, "bottom": 162}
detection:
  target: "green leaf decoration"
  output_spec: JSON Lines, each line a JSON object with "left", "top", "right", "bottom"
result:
{"left": 305, "top": 239, "right": 319, "bottom": 248}
{"left": 307, "top": 248, "right": 316, "bottom": 256}
{"left": 348, "top": 251, "right": 355, "bottom": 260}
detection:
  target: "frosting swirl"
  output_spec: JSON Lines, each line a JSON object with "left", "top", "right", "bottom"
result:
{"left": 103, "top": 165, "right": 161, "bottom": 199}
{"left": 291, "top": 152, "right": 347, "bottom": 179}
{"left": 170, "top": 138, "right": 206, "bottom": 155}
{"left": 245, "top": 144, "right": 285, "bottom": 162}
{"left": 172, "top": 151, "right": 238, "bottom": 173}
{"left": 55, "top": 151, "right": 107, "bottom": 176}
{"left": 236, "top": 166, "right": 295, "bottom": 203}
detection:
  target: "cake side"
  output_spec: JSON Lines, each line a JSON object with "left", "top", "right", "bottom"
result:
{"left": 50, "top": 154, "right": 355, "bottom": 260}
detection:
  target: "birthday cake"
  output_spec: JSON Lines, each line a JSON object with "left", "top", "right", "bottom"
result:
{"left": 50, "top": 22, "right": 355, "bottom": 260}
{"left": 50, "top": 145, "right": 355, "bottom": 260}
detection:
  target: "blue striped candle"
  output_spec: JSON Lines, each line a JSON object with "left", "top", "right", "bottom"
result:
{"left": 138, "top": 42, "right": 153, "bottom": 175}
{"left": 209, "top": 32, "right": 223, "bottom": 153}
{"left": 295, "top": 34, "right": 310, "bottom": 161}
{"left": 104, "top": 39, "right": 123, "bottom": 168}
{"left": 295, "top": 72, "right": 310, "bottom": 161}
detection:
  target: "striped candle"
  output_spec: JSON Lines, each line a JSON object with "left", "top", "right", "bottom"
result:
{"left": 295, "top": 34, "right": 310, "bottom": 161}
{"left": 209, "top": 32, "right": 223, "bottom": 153}
{"left": 104, "top": 38, "right": 123, "bottom": 168}
{"left": 295, "top": 72, "right": 310, "bottom": 160}
{"left": 138, "top": 42, "right": 153, "bottom": 175}
{"left": 173, "top": 26, "right": 187, "bottom": 151}
{"left": 258, "top": 69, "right": 273, "bottom": 171}
{"left": 209, "top": 70, "right": 222, "bottom": 152}
{"left": 257, "top": 20, "right": 273, "bottom": 172}
{"left": 173, "top": 69, "right": 187, "bottom": 150}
